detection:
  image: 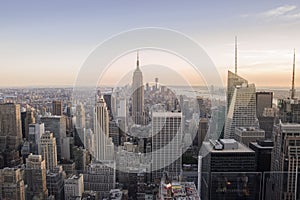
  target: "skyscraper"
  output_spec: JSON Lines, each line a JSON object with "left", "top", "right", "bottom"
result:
{"left": 132, "top": 52, "right": 145, "bottom": 125}
{"left": 151, "top": 111, "right": 182, "bottom": 181}
{"left": 0, "top": 103, "right": 22, "bottom": 151}
{"left": 28, "top": 123, "right": 45, "bottom": 154}
{"left": 26, "top": 154, "right": 48, "bottom": 200}
{"left": 200, "top": 139, "right": 257, "bottom": 200}
{"left": 269, "top": 122, "right": 300, "bottom": 200}
{"left": 39, "top": 131, "right": 58, "bottom": 170}
{"left": 227, "top": 71, "right": 248, "bottom": 112}
{"left": 21, "top": 107, "right": 35, "bottom": 139}
{"left": 224, "top": 81, "right": 257, "bottom": 139}
{"left": 94, "top": 96, "right": 114, "bottom": 161}
{"left": 41, "top": 115, "right": 66, "bottom": 160}
{"left": 0, "top": 168, "right": 25, "bottom": 200}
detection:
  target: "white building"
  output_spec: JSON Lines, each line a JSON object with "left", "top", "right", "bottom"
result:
{"left": 84, "top": 161, "right": 116, "bottom": 199}
{"left": 152, "top": 111, "right": 183, "bottom": 181}
{"left": 39, "top": 131, "right": 58, "bottom": 170}
{"left": 64, "top": 174, "right": 84, "bottom": 200}
{"left": 94, "top": 96, "right": 114, "bottom": 161}
{"left": 225, "top": 82, "right": 257, "bottom": 139}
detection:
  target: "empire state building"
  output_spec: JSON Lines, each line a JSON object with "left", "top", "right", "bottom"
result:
{"left": 132, "top": 52, "right": 145, "bottom": 125}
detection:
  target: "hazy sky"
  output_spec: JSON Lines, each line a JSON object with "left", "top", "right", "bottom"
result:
{"left": 1, "top": 0, "right": 300, "bottom": 87}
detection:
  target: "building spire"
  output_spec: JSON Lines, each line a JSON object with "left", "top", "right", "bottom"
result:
{"left": 235, "top": 36, "right": 237, "bottom": 74}
{"left": 136, "top": 50, "right": 140, "bottom": 69}
{"left": 291, "top": 48, "right": 296, "bottom": 99}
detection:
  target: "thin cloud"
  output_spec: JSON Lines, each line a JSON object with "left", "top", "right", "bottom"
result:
{"left": 262, "top": 5, "right": 296, "bottom": 17}
{"left": 242, "top": 5, "right": 300, "bottom": 21}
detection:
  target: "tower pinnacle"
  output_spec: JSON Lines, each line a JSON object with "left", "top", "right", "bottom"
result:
{"left": 291, "top": 48, "right": 296, "bottom": 99}
{"left": 136, "top": 50, "right": 139, "bottom": 69}
{"left": 235, "top": 36, "right": 237, "bottom": 74}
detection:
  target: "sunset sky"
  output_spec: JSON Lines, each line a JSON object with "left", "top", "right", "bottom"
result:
{"left": 1, "top": 0, "right": 300, "bottom": 88}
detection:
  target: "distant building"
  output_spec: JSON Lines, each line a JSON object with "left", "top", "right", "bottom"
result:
{"left": 52, "top": 100, "right": 62, "bottom": 116}
{"left": 0, "top": 168, "right": 25, "bottom": 200}
{"left": 200, "top": 139, "right": 257, "bottom": 200}
{"left": 64, "top": 174, "right": 84, "bottom": 200}
{"left": 132, "top": 52, "right": 145, "bottom": 125}
{"left": 234, "top": 127, "right": 265, "bottom": 146}
{"left": 194, "top": 118, "right": 208, "bottom": 148}
{"left": 278, "top": 98, "right": 300, "bottom": 123}
{"left": 256, "top": 92, "right": 273, "bottom": 118}
{"left": 75, "top": 103, "right": 86, "bottom": 129}
{"left": 25, "top": 154, "right": 48, "bottom": 200}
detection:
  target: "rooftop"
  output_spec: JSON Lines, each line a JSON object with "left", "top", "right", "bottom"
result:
{"left": 202, "top": 139, "right": 254, "bottom": 154}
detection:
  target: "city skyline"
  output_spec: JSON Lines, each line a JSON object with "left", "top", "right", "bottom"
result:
{"left": 1, "top": 1, "right": 300, "bottom": 87}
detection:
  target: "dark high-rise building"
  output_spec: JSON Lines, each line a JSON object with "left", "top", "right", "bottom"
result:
{"left": 46, "top": 166, "right": 65, "bottom": 200}
{"left": 0, "top": 103, "right": 22, "bottom": 151}
{"left": 52, "top": 100, "right": 62, "bottom": 116}
{"left": 200, "top": 139, "right": 258, "bottom": 200}
{"left": 249, "top": 140, "right": 273, "bottom": 172}
{"left": 256, "top": 92, "right": 273, "bottom": 117}
{"left": 196, "top": 97, "right": 208, "bottom": 118}
{"left": 73, "top": 146, "right": 90, "bottom": 172}
{"left": 193, "top": 118, "right": 208, "bottom": 148}
{"left": 103, "top": 94, "right": 112, "bottom": 118}
{"left": 21, "top": 108, "right": 35, "bottom": 139}
{"left": 258, "top": 108, "right": 275, "bottom": 139}
{"left": 249, "top": 140, "right": 273, "bottom": 200}
{"left": 132, "top": 52, "right": 145, "bottom": 125}
{"left": 0, "top": 168, "right": 25, "bottom": 200}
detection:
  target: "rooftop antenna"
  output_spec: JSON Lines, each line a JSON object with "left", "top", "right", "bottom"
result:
{"left": 136, "top": 50, "right": 140, "bottom": 69}
{"left": 291, "top": 49, "right": 296, "bottom": 99}
{"left": 235, "top": 36, "right": 237, "bottom": 74}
